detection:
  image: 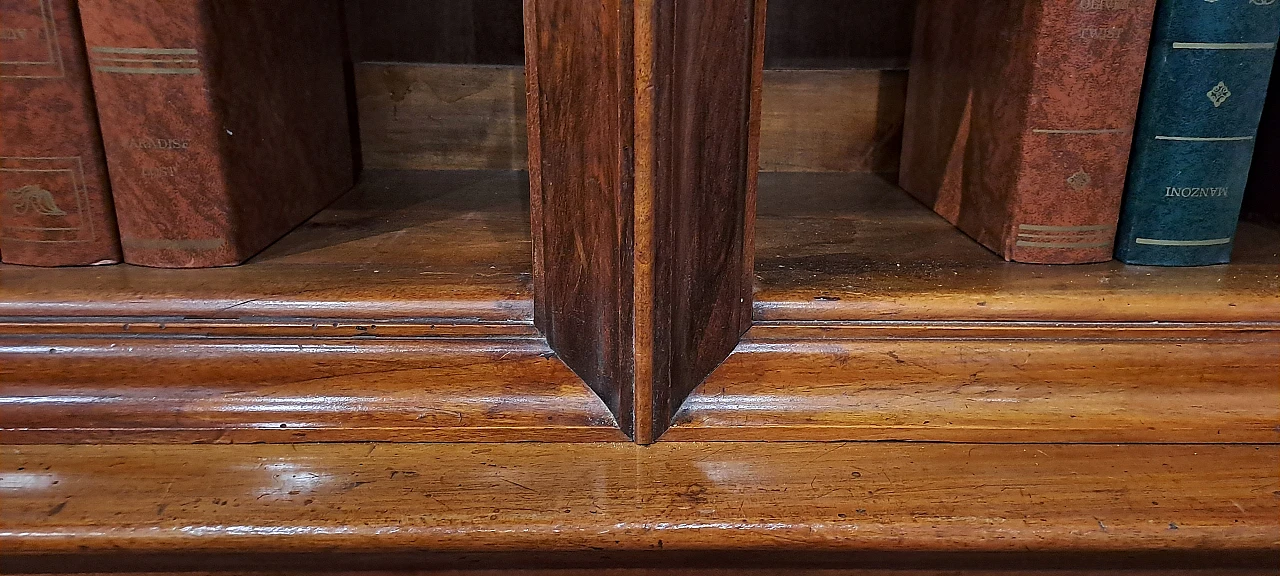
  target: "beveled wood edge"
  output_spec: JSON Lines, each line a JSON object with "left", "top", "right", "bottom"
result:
{"left": 0, "top": 426, "right": 629, "bottom": 444}
{"left": 632, "top": 0, "right": 659, "bottom": 445}
{"left": 0, "top": 329, "right": 630, "bottom": 444}
{"left": 0, "top": 298, "right": 535, "bottom": 324}
{"left": 1, "top": 443, "right": 1276, "bottom": 557}
{"left": 0, "top": 318, "right": 540, "bottom": 339}
{"left": 744, "top": 319, "right": 1280, "bottom": 340}
{"left": 753, "top": 298, "right": 1280, "bottom": 324}
{"left": 661, "top": 319, "right": 1280, "bottom": 443}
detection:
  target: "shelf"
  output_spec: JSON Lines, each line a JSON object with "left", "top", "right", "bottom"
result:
{"left": 0, "top": 170, "right": 533, "bottom": 323}
{"left": 0, "top": 170, "right": 629, "bottom": 444}
{"left": 754, "top": 172, "right": 1280, "bottom": 323}
{"left": 2, "top": 442, "right": 1275, "bottom": 570}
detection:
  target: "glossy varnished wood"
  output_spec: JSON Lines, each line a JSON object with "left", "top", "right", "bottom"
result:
{"left": 666, "top": 322, "right": 1280, "bottom": 442}
{"left": 754, "top": 173, "right": 1280, "bottom": 322}
{"left": 526, "top": 0, "right": 765, "bottom": 441}
{"left": 0, "top": 170, "right": 629, "bottom": 443}
{"left": 641, "top": 0, "right": 763, "bottom": 441}
{"left": 0, "top": 334, "right": 625, "bottom": 443}
{"left": 0, "top": 170, "right": 533, "bottom": 322}
{"left": 1, "top": 443, "right": 1275, "bottom": 558}
{"left": 524, "top": 0, "right": 636, "bottom": 436}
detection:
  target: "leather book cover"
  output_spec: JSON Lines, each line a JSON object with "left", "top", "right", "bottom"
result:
{"left": 1116, "top": 0, "right": 1280, "bottom": 266}
{"left": 900, "top": 0, "right": 1157, "bottom": 264}
{"left": 0, "top": 0, "right": 121, "bottom": 266}
{"left": 78, "top": 0, "right": 354, "bottom": 268}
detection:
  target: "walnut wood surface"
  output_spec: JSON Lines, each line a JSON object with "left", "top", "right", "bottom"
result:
{"left": 352, "top": 63, "right": 905, "bottom": 175}
{"left": 526, "top": 1, "right": 764, "bottom": 442}
{"left": 0, "top": 170, "right": 532, "bottom": 322}
{"left": 666, "top": 322, "right": 1280, "bottom": 442}
{"left": 2, "top": 443, "right": 1275, "bottom": 559}
{"left": 760, "top": 69, "right": 906, "bottom": 173}
{"left": 356, "top": 63, "right": 527, "bottom": 171}
{"left": 642, "top": 0, "right": 762, "bottom": 441}
{"left": 524, "top": 0, "right": 635, "bottom": 436}
{"left": 754, "top": 172, "right": 1280, "bottom": 322}
{"left": 0, "top": 334, "right": 624, "bottom": 443}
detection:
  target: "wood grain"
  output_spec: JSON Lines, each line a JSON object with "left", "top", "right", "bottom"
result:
{"left": 524, "top": 0, "right": 635, "bottom": 436}
{"left": 0, "top": 170, "right": 533, "bottom": 322}
{"left": 353, "top": 64, "right": 903, "bottom": 174}
{"left": 666, "top": 322, "right": 1280, "bottom": 442}
{"left": 526, "top": 1, "right": 765, "bottom": 441}
{"left": 0, "top": 336, "right": 625, "bottom": 443}
{"left": 2, "top": 443, "right": 1275, "bottom": 557}
{"left": 357, "top": 63, "right": 527, "bottom": 171}
{"left": 642, "top": 0, "right": 762, "bottom": 441}
{"left": 759, "top": 70, "right": 906, "bottom": 173}
{"left": 754, "top": 172, "right": 1280, "bottom": 322}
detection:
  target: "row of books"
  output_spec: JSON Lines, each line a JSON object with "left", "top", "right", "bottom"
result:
{"left": 2, "top": 0, "right": 1278, "bottom": 268}
{"left": 901, "top": 0, "right": 1280, "bottom": 266}
{"left": 0, "top": 0, "right": 352, "bottom": 268}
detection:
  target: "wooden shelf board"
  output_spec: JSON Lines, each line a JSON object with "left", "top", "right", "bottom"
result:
{"left": 1, "top": 443, "right": 1275, "bottom": 560}
{"left": 0, "top": 170, "right": 533, "bottom": 323}
{"left": 0, "top": 335, "right": 625, "bottom": 444}
{"left": 754, "top": 172, "right": 1280, "bottom": 323}
{"left": 668, "top": 321, "right": 1280, "bottom": 443}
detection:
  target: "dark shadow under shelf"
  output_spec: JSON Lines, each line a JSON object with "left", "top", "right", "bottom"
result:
{"left": 0, "top": 170, "right": 533, "bottom": 323}
{"left": 754, "top": 172, "right": 1280, "bottom": 323}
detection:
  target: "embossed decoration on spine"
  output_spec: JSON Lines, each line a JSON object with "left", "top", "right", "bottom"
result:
{"left": 0, "top": 0, "right": 121, "bottom": 266}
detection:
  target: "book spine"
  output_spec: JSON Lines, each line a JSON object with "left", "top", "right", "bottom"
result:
{"left": 900, "top": 0, "right": 1156, "bottom": 265}
{"left": 1006, "top": 0, "right": 1157, "bottom": 264}
{"left": 0, "top": 0, "right": 121, "bottom": 266}
{"left": 1116, "top": 0, "right": 1280, "bottom": 266}
{"left": 78, "top": 0, "right": 236, "bottom": 268}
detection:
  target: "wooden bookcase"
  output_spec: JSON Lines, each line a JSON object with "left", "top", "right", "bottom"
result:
{"left": 2, "top": 0, "right": 1273, "bottom": 445}
{"left": 1, "top": 1, "right": 1276, "bottom": 570}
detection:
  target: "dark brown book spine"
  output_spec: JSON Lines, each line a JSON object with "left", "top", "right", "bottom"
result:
{"left": 79, "top": 0, "right": 354, "bottom": 268}
{"left": 900, "top": 0, "right": 1156, "bottom": 264}
{"left": 0, "top": 0, "right": 121, "bottom": 266}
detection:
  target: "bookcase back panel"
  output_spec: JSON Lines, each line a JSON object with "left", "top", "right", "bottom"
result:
{"left": 354, "top": 63, "right": 905, "bottom": 173}
{"left": 348, "top": 0, "right": 915, "bottom": 174}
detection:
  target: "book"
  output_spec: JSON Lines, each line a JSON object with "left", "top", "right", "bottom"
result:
{"left": 78, "top": 0, "right": 354, "bottom": 268}
{"left": 0, "top": 0, "right": 121, "bottom": 266}
{"left": 1115, "top": 0, "right": 1280, "bottom": 266}
{"left": 899, "top": 0, "right": 1157, "bottom": 264}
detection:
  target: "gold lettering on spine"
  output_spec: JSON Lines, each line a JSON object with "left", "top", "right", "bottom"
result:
{"left": 1164, "top": 186, "right": 1229, "bottom": 198}
{"left": 0, "top": 0, "right": 64, "bottom": 78}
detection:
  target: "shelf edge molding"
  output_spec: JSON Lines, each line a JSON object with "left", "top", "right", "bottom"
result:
{"left": 524, "top": 0, "right": 765, "bottom": 442}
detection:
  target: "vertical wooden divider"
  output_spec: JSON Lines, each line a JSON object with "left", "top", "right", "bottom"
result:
{"left": 526, "top": 0, "right": 765, "bottom": 443}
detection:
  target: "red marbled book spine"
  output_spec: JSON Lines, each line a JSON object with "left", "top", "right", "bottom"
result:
{"left": 0, "top": 0, "right": 121, "bottom": 266}
{"left": 79, "top": 0, "right": 353, "bottom": 268}
{"left": 901, "top": 0, "right": 1157, "bottom": 264}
